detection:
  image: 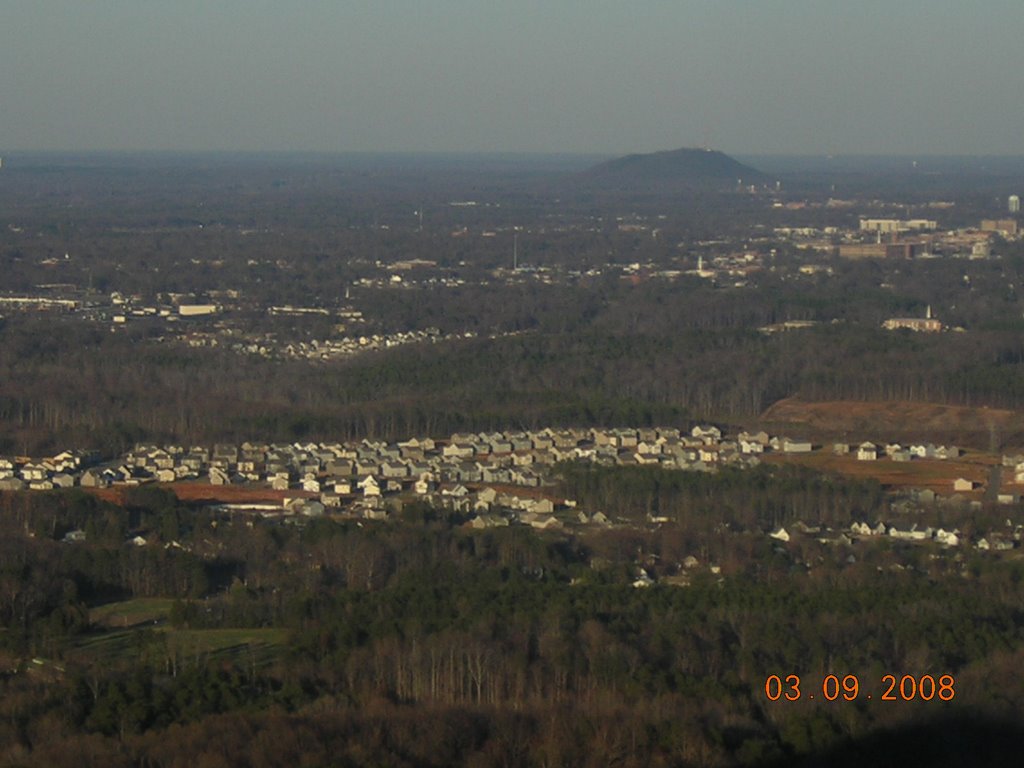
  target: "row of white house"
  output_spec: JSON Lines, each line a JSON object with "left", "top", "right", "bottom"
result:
{"left": 771, "top": 520, "right": 1021, "bottom": 551}
{"left": 839, "top": 442, "right": 962, "bottom": 462}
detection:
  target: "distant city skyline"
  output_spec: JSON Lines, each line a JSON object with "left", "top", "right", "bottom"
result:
{"left": 3, "top": 2, "right": 1023, "bottom": 156}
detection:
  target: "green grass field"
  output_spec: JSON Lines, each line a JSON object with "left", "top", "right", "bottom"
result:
{"left": 89, "top": 598, "right": 177, "bottom": 628}
{"left": 74, "top": 599, "right": 288, "bottom": 668}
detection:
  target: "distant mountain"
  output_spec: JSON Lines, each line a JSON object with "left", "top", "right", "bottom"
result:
{"left": 582, "top": 147, "right": 767, "bottom": 187}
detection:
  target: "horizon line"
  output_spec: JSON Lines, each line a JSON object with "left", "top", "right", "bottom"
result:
{"left": 4, "top": 148, "right": 1024, "bottom": 159}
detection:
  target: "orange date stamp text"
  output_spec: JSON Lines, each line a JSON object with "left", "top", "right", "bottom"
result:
{"left": 764, "top": 674, "right": 955, "bottom": 702}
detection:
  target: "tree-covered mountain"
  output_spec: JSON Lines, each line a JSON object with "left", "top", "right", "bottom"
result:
{"left": 582, "top": 146, "right": 768, "bottom": 186}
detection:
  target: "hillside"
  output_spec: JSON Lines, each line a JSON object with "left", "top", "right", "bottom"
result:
{"left": 582, "top": 147, "right": 767, "bottom": 187}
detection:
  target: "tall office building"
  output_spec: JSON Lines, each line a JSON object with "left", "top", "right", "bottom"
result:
{"left": 1010, "top": 195, "right": 1021, "bottom": 214}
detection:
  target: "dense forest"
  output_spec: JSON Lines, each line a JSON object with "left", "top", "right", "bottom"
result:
{"left": 6, "top": 262, "right": 1024, "bottom": 455}
{"left": 0, "top": 475, "right": 1022, "bottom": 766}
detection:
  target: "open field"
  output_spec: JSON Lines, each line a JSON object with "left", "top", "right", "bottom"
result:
{"left": 764, "top": 449, "right": 996, "bottom": 495}
{"left": 69, "top": 627, "right": 288, "bottom": 668}
{"left": 758, "top": 398, "right": 1024, "bottom": 450}
{"left": 90, "top": 598, "right": 177, "bottom": 629}
{"left": 88, "top": 482, "right": 317, "bottom": 507}
{"left": 72, "top": 599, "right": 289, "bottom": 668}
{"left": 166, "top": 483, "right": 316, "bottom": 504}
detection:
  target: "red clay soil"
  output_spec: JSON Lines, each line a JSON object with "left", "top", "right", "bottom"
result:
{"left": 758, "top": 398, "right": 1024, "bottom": 449}
{"left": 86, "top": 482, "right": 316, "bottom": 506}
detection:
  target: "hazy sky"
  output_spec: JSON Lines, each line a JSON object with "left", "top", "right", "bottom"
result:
{"left": 3, "top": 1, "right": 1022, "bottom": 156}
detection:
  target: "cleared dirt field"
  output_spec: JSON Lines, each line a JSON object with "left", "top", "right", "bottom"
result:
{"left": 87, "top": 482, "right": 316, "bottom": 506}
{"left": 763, "top": 450, "right": 996, "bottom": 495}
{"left": 758, "top": 398, "right": 1024, "bottom": 450}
